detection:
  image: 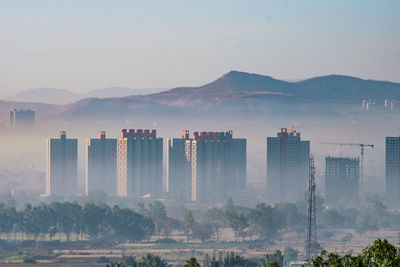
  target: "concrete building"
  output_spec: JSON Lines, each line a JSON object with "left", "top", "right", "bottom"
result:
{"left": 188, "top": 130, "right": 246, "bottom": 203}
{"left": 10, "top": 109, "right": 35, "bottom": 130}
{"left": 86, "top": 131, "right": 117, "bottom": 196}
{"left": 166, "top": 130, "right": 192, "bottom": 201}
{"left": 386, "top": 136, "right": 400, "bottom": 206}
{"left": 46, "top": 131, "right": 78, "bottom": 196}
{"left": 117, "top": 129, "right": 163, "bottom": 198}
{"left": 325, "top": 157, "right": 359, "bottom": 204}
{"left": 267, "top": 128, "right": 310, "bottom": 204}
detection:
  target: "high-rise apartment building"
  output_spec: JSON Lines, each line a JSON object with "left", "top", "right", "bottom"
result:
{"left": 10, "top": 109, "right": 35, "bottom": 130}
{"left": 188, "top": 131, "right": 246, "bottom": 203}
{"left": 266, "top": 128, "right": 310, "bottom": 204}
{"left": 117, "top": 129, "right": 163, "bottom": 198}
{"left": 325, "top": 157, "right": 359, "bottom": 204}
{"left": 46, "top": 131, "right": 78, "bottom": 196}
{"left": 166, "top": 130, "right": 192, "bottom": 201}
{"left": 386, "top": 136, "right": 400, "bottom": 205}
{"left": 86, "top": 131, "right": 117, "bottom": 196}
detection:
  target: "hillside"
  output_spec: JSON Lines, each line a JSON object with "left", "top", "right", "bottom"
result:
{"left": 2, "top": 71, "right": 400, "bottom": 120}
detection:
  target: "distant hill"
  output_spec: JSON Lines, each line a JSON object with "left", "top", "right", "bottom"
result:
{"left": 2, "top": 71, "right": 400, "bottom": 120}
{"left": 58, "top": 71, "right": 400, "bottom": 119}
{"left": 5, "top": 88, "right": 79, "bottom": 105}
{"left": 5, "top": 87, "right": 163, "bottom": 105}
{"left": 82, "top": 87, "right": 163, "bottom": 99}
{"left": 138, "top": 71, "right": 400, "bottom": 105}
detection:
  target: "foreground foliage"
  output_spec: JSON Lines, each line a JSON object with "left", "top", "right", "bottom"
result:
{"left": 107, "top": 239, "right": 400, "bottom": 267}
{"left": 307, "top": 239, "right": 400, "bottom": 267}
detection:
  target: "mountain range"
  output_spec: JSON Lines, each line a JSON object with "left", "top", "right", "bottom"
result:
{"left": 5, "top": 87, "right": 163, "bottom": 105}
{"left": 1, "top": 71, "right": 400, "bottom": 121}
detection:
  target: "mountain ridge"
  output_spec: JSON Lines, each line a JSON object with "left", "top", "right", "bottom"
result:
{"left": 2, "top": 71, "right": 400, "bottom": 120}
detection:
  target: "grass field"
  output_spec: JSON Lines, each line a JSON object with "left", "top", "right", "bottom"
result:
{"left": 0, "top": 227, "right": 399, "bottom": 266}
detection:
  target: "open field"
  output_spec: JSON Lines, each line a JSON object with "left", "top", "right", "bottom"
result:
{"left": 0, "top": 227, "right": 399, "bottom": 266}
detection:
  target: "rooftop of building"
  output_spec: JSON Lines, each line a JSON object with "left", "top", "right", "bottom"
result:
{"left": 121, "top": 129, "right": 157, "bottom": 138}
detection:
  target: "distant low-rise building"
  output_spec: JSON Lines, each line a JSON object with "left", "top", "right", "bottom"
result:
{"left": 86, "top": 131, "right": 117, "bottom": 196}
{"left": 46, "top": 131, "right": 78, "bottom": 196}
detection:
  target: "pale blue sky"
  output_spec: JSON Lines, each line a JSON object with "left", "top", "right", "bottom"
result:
{"left": 0, "top": 0, "right": 399, "bottom": 96}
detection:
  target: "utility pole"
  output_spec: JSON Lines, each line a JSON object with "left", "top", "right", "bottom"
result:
{"left": 306, "top": 156, "right": 317, "bottom": 260}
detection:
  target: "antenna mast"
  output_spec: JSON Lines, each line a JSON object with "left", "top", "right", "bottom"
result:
{"left": 306, "top": 156, "right": 317, "bottom": 260}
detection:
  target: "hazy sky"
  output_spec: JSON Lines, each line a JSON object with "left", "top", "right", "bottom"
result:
{"left": 0, "top": 0, "right": 399, "bottom": 96}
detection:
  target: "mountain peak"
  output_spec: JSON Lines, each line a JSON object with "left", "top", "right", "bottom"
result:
{"left": 221, "top": 70, "right": 274, "bottom": 80}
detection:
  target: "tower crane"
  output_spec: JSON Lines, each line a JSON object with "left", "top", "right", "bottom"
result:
{"left": 320, "top": 142, "right": 374, "bottom": 198}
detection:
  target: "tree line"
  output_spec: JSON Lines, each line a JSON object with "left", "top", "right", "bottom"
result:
{"left": 106, "top": 239, "right": 400, "bottom": 267}
{"left": 0, "top": 199, "right": 306, "bottom": 243}
{"left": 0, "top": 196, "right": 399, "bottom": 244}
{"left": 0, "top": 202, "right": 154, "bottom": 242}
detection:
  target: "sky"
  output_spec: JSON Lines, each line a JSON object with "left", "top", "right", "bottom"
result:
{"left": 0, "top": 0, "right": 399, "bottom": 97}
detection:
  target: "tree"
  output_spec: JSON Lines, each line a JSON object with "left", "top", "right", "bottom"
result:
{"left": 191, "top": 222, "right": 214, "bottom": 242}
{"left": 80, "top": 203, "right": 110, "bottom": 239}
{"left": 148, "top": 202, "right": 167, "bottom": 236}
{"left": 58, "top": 202, "right": 82, "bottom": 241}
{"left": 203, "top": 253, "right": 211, "bottom": 267}
{"left": 183, "top": 210, "right": 195, "bottom": 243}
{"left": 184, "top": 257, "right": 201, "bottom": 267}
{"left": 308, "top": 240, "right": 400, "bottom": 267}
{"left": 208, "top": 207, "right": 225, "bottom": 241}
{"left": 361, "top": 239, "right": 400, "bottom": 266}
{"left": 141, "top": 254, "right": 169, "bottom": 267}
{"left": 225, "top": 209, "right": 248, "bottom": 242}
{"left": 142, "top": 216, "right": 155, "bottom": 242}
{"left": 283, "top": 247, "right": 298, "bottom": 266}
{"left": 160, "top": 217, "right": 179, "bottom": 239}
{"left": 261, "top": 251, "right": 283, "bottom": 267}
{"left": 248, "top": 203, "right": 280, "bottom": 241}
{"left": 109, "top": 205, "right": 156, "bottom": 242}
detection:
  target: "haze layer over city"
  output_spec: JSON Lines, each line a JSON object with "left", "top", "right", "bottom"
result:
{"left": 0, "top": 1, "right": 399, "bottom": 266}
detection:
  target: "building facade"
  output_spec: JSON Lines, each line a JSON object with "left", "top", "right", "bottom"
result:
{"left": 166, "top": 130, "right": 192, "bottom": 201}
{"left": 86, "top": 131, "right": 117, "bottom": 196}
{"left": 117, "top": 129, "right": 163, "bottom": 198}
{"left": 266, "top": 128, "right": 310, "bottom": 204}
{"left": 386, "top": 136, "right": 400, "bottom": 205}
{"left": 46, "top": 131, "right": 78, "bottom": 196}
{"left": 325, "top": 157, "right": 359, "bottom": 204}
{"left": 10, "top": 109, "right": 35, "bottom": 131}
{"left": 188, "top": 131, "right": 246, "bottom": 203}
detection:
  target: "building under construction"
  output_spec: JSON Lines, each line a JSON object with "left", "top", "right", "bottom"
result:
{"left": 325, "top": 157, "right": 359, "bottom": 204}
